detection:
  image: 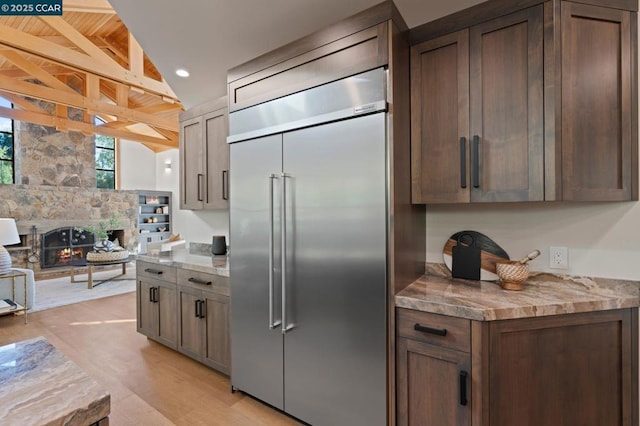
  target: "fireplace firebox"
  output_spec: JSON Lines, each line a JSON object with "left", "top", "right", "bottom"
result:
{"left": 41, "top": 227, "right": 95, "bottom": 269}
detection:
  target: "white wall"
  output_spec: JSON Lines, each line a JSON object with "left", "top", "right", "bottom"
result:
{"left": 155, "top": 149, "right": 229, "bottom": 245}
{"left": 118, "top": 139, "right": 157, "bottom": 190}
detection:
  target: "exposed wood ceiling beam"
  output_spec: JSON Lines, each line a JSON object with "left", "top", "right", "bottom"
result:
{"left": 0, "top": 106, "right": 177, "bottom": 148}
{"left": 0, "top": 74, "right": 178, "bottom": 131}
{"left": 37, "top": 16, "right": 115, "bottom": 63}
{"left": 1, "top": 50, "right": 75, "bottom": 92}
{"left": 0, "top": 23, "right": 178, "bottom": 99}
{"left": 62, "top": 0, "right": 114, "bottom": 14}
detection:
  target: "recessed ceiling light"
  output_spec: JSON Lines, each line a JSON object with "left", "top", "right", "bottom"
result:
{"left": 176, "top": 69, "right": 190, "bottom": 78}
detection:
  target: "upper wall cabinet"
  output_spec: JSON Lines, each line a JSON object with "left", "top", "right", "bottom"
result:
{"left": 411, "top": 6, "right": 544, "bottom": 203}
{"left": 179, "top": 97, "right": 229, "bottom": 210}
{"left": 560, "top": 2, "right": 635, "bottom": 201}
{"left": 410, "top": 0, "right": 638, "bottom": 204}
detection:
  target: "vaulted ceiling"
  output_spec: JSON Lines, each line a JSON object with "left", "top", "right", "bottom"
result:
{"left": 0, "top": 0, "right": 182, "bottom": 152}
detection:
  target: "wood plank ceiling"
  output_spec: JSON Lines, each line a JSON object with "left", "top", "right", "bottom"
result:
{"left": 0, "top": 0, "right": 182, "bottom": 152}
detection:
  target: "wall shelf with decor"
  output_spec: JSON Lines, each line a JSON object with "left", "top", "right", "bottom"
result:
{"left": 137, "top": 190, "right": 172, "bottom": 254}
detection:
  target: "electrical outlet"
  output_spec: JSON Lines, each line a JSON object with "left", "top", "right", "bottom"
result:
{"left": 549, "top": 246, "right": 568, "bottom": 269}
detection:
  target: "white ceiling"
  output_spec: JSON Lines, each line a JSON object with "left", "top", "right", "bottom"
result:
{"left": 107, "top": 0, "right": 485, "bottom": 109}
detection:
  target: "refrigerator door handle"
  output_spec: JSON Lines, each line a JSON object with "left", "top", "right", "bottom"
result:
{"left": 281, "top": 172, "right": 293, "bottom": 334}
{"left": 268, "top": 173, "right": 282, "bottom": 330}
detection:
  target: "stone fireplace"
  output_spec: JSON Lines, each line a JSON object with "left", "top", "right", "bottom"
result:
{"left": 39, "top": 227, "right": 126, "bottom": 269}
{"left": 0, "top": 105, "right": 140, "bottom": 278}
{"left": 1, "top": 185, "right": 138, "bottom": 278}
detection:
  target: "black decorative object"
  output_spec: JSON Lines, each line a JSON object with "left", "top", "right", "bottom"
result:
{"left": 212, "top": 235, "right": 227, "bottom": 255}
{"left": 451, "top": 233, "right": 481, "bottom": 280}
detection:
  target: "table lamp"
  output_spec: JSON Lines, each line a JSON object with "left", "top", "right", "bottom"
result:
{"left": 0, "top": 218, "right": 20, "bottom": 275}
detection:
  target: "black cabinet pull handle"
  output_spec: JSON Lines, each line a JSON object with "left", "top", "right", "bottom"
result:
{"left": 154, "top": 287, "right": 159, "bottom": 303}
{"left": 197, "top": 173, "right": 204, "bottom": 201}
{"left": 194, "top": 300, "right": 200, "bottom": 318}
{"left": 188, "top": 277, "right": 212, "bottom": 286}
{"left": 459, "top": 370, "right": 468, "bottom": 406}
{"left": 472, "top": 135, "right": 480, "bottom": 188}
{"left": 414, "top": 323, "right": 447, "bottom": 336}
{"left": 149, "top": 287, "right": 154, "bottom": 303}
{"left": 144, "top": 268, "right": 163, "bottom": 275}
{"left": 199, "top": 300, "right": 206, "bottom": 319}
{"left": 222, "top": 170, "right": 229, "bottom": 200}
{"left": 460, "top": 137, "right": 467, "bottom": 188}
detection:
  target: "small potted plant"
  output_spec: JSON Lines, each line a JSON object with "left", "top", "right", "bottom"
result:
{"left": 76, "top": 217, "right": 121, "bottom": 252}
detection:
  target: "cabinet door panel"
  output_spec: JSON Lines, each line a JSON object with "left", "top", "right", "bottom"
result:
{"left": 156, "top": 282, "right": 178, "bottom": 349}
{"left": 203, "top": 292, "right": 230, "bottom": 374}
{"left": 137, "top": 279, "right": 156, "bottom": 338}
{"left": 561, "top": 3, "right": 633, "bottom": 201}
{"left": 180, "top": 117, "right": 204, "bottom": 209}
{"left": 470, "top": 6, "right": 544, "bottom": 202}
{"left": 178, "top": 288, "right": 204, "bottom": 360}
{"left": 204, "top": 108, "right": 230, "bottom": 210}
{"left": 489, "top": 310, "right": 633, "bottom": 426}
{"left": 397, "top": 338, "right": 471, "bottom": 426}
{"left": 411, "top": 30, "right": 470, "bottom": 204}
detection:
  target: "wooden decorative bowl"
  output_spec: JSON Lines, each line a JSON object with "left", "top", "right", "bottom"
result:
{"left": 496, "top": 261, "right": 529, "bottom": 291}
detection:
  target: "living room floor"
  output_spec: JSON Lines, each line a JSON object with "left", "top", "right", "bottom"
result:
{"left": 0, "top": 292, "right": 301, "bottom": 426}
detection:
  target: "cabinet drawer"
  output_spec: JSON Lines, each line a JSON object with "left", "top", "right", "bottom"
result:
{"left": 397, "top": 308, "right": 471, "bottom": 353}
{"left": 137, "top": 261, "right": 177, "bottom": 283}
{"left": 177, "top": 268, "right": 229, "bottom": 296}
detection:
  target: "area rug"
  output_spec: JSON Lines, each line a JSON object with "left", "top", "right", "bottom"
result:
{"left": 31, "top": 266, "right": 137, "bottom": 312}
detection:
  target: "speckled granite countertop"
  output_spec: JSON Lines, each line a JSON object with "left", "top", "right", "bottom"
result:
{"left": 395, "top": 264, "right": 640, "bottom": 321}
{"left": 0, "top": 337, "right": 110, "bottom": 425}
{"left": 137, "top": 249, "right": 229, "bottom": 277}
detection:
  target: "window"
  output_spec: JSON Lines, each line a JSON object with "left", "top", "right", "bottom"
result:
{"left": 94, "top": 117, "right": 116, "bottom": 189}
{"left": 0, "top": 97, "right": 14, "bottom": 184}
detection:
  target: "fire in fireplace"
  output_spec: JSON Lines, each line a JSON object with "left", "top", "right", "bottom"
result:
{"left": 41, "top": 227, "right": 96, "bottom": 269}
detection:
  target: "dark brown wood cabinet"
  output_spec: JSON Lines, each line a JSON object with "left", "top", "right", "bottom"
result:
{"left": 397, "top": 307, "right": 638, "bottom": 426}
{"left": 177, "top": 269, "right": 230, "bottom": 374}
{"left": 136, "top": 261, "right": 178, "bottom": 349}
{"left": 560, "top": 2, "right": 636, "bottom": 201}
{"left": 179, "top": 97, "right": 229, "bottom": 210}
{"left": 411, "top": 6, "right": 544, "bottom": 204}
{"left": 410, "top": 0, "right": 638, "bottom": 203}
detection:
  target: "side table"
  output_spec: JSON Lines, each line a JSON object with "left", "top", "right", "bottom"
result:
{"left": 0, "top": 269, "right": 28, "bottom": 324}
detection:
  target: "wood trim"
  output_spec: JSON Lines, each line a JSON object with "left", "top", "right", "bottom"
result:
{"left": 410, "top": 0, "right": 546, "bottom": 45}
{"left": 409, "top": 0, "right": 637, "bottom": 45}
{"left": 228, "top": 0, "right": 396, "bottom": 82}
{"left": 471, "top": 321, "right": 489, "bottom": 426}
{"left": 544, "top": 0, "right": 563, "bottom": 200}
{"left": 631, "top": 12, "right": 639, "bottom": 200}
{"left": 0, "top": 106, "right": 176, "bottom": 148}
{"left": 180, "top": 96, "right": 227, "bottom": 122}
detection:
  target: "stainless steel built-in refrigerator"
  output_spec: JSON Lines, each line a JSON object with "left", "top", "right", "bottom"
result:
{"left": 229, "top": 69, "right": 387, "bottom": 426}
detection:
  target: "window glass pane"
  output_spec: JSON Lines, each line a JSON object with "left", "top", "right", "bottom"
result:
{"left": 0, "top": 97, "right": 11, "bottom": 109}
{"left": 96, "top": 134, "right": 115, "bottom": 149}
{"left": 0, "top": 133, "right": 13, "bottom": 160}
{"left": 95, "top": 147, "right": 115, "bottom": 169}
{"left": 96, "top": 170, "right": 115, "bottom": 189}
{"left": 0, "top": 117, "right": 11, "bottom": 133}
{"left": 0, "top": 160, "right": 12, "bottom": 184}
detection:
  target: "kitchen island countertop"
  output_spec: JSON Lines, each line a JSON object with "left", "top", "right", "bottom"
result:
{"left": 136, "top": 249, "right": 229, "bottom": 277}
{"left": 396, "top": 263, "right": 640, "bottom": 321}
{"left": 0, "top": 337, "right": 110, "bottom": 425}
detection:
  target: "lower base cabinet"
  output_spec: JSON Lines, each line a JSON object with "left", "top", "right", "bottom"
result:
{"left": 136, "top": 262, "right": 178, "bottom": 349}
{"left": 397, "top": 308, "right": 638, "bottom": 426}
{"left": 178, "top": 285, "right": 230, "bottom": 374}
{"left": 136, "top": 260, "right": 230, "bottom": 375}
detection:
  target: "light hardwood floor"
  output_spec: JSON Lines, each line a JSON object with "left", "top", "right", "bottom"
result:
{"left": 0, "top": 292, "right": 301, "bottom": 426}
